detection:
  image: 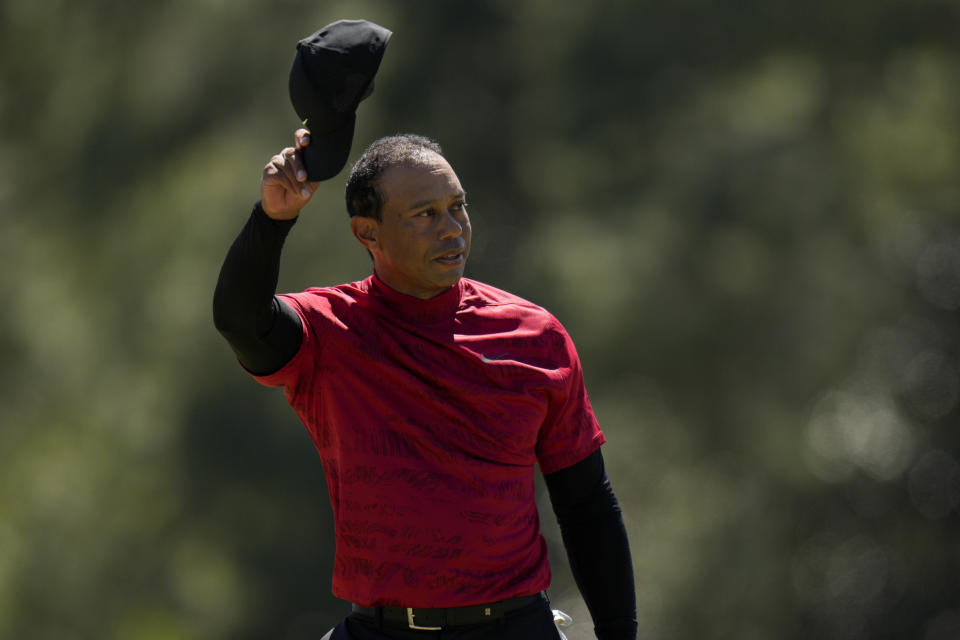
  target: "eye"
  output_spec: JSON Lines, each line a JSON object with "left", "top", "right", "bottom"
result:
{"left": 415, "top": 208, "right": 435, "bottom": 218}
{"left": 451, "top": 201, "right": 468, "bottom": 212}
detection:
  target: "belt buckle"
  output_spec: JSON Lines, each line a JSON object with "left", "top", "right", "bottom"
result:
{"left": 407, "top": 608, "right": 442, "bottom": 631}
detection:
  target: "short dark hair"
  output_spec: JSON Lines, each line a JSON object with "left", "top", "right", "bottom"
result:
{"left": 345, "top": 134, "right": 443, "bottom": 220}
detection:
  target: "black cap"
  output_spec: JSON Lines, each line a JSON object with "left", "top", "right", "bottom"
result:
{"left": 289, "top": 19, "right": 392, "bottom": 181}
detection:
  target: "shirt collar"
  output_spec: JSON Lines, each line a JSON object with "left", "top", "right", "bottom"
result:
{"left": 366, "top": 271, "right": 463, "bottom": 324}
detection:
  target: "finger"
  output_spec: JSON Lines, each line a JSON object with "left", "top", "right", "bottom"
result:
{"left": 295, "top": 129, "right": 311, "bottom": 150}
{"left": 302, "top": 181, "right": 320, "bottom": 198}
{"left": 268, "top": 150, "right": 293, "bottom": 181}
{"left": 274, "top": 149, "right": 311, "bottom": 199}
{"left": 280, "top": 148, "right": 309, "bottom": 192}
{"left": 265, "top": 152, "right": 300, "bottom": 197}
{"left": 293, "top": 131, "right": 311, "bottom": 182}
{"left": 263, "top": 153, "right": 286, "bottom": 182}
{"left": 287, "top": 146, "right": 308, "bottom": 183}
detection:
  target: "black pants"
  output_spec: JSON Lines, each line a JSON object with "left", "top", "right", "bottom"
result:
{"left": 322, "top": 598, "right": 562, "bottom": 640}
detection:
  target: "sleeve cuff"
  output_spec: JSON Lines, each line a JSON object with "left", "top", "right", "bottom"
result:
{"left": 252, "top": 200, "right": 299, "bottom": 232}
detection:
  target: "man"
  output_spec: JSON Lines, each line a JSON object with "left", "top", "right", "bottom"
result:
{"left": 213, "top": 129, "right": 637, "bottom": 639}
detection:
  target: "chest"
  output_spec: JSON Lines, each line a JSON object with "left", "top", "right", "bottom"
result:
{"left": 316, "top": 311, "right": 567, "bottom": 460}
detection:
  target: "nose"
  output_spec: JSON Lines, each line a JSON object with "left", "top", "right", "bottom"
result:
{"left": 438, "top": 209, "right": 464, "bottom": 240}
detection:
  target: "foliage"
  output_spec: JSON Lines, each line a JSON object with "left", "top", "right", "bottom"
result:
{"left": 2, "top": 1, "right": 959, "bottom": 638}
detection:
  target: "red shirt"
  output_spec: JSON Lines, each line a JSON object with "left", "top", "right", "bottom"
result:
{"left": 253, "top": 274, "right": 605, "bottom": 607}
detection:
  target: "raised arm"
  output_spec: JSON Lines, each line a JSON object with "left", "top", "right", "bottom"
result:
{"left": 212, "top": 129, "right": 319, "bottom": 375}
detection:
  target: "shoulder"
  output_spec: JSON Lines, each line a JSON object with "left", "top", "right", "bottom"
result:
{"left": 279, "top": 278, "right": 372, "bottom": 319}
{"left": 459, "top": 278, "right": 569, "bottom": 335}
{"left": 460, "top": 278, "right": 551, "bottom": 315}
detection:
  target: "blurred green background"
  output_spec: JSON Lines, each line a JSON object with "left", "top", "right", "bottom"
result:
{"left": 3, "top": 0, "right": 960, "bottom": 638}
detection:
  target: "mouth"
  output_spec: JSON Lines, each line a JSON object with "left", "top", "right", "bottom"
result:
{"left": 434, "top": 248, "right": 465, "bottom": 266}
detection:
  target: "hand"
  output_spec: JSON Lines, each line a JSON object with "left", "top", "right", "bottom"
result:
{"left": 260, "top": 129, "right": 318, "bottom": 220}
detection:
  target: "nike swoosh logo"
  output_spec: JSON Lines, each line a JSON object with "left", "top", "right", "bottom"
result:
{"left": 480, "top": 353, "right": 508, "bottom": 364}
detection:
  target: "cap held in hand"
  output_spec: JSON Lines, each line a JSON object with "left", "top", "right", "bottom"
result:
{"left": 289, "top": 19, "right": 392, "bottom": 181}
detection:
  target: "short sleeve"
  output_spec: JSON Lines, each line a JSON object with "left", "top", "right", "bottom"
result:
{"left": 251, "top": 293, "right": 317, "bottom": 405}
{"left": 535, "top": 321, "right": 606, "bottom": 474}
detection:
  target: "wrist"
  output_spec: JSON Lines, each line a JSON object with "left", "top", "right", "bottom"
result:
{"left": 258, "top": 199, "right": 301, "bottom": 221}
{"left": 254, "top": 200, "right": 299, "bottom": 224}
{"left": 594, "top": 618, "right": 638, "bottom": 640}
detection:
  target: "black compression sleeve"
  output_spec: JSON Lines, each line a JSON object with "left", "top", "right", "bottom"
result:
{"left": 213, "top": 201, "right": 303, "bottom": 375}
{"left": 544, "top": 449, "right": 638, "bottom": 640}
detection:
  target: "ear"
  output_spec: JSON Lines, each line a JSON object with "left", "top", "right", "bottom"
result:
{"left": 350, "top": 216, "right": 379, "bottom": 252}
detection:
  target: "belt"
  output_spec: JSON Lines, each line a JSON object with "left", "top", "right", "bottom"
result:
{"left": 351, "top": 592, "right": 546, "bottom": 630}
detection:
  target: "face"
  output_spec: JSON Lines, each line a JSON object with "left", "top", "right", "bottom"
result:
{"left": 351, "top": 152, "right": 471, "bottom": 299}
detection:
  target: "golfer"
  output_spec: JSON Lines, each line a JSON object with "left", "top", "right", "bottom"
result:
{"left": 213, "top": 129, "right": 637, "bottom": 639}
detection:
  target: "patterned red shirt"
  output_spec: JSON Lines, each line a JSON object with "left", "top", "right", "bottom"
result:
{"left": 253, "top": 273, "right": 605, "bottom": 607}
